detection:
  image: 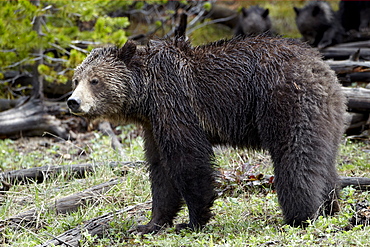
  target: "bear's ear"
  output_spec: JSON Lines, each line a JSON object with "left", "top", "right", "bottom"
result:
{"left": 241, "top": 7, "right": 248, "bottom": 17}
{"left": 118, "top": 41, "right": 137, "bottom": 65}
{"left": 293, "top": 7, "right": 300, "bottom": 16}
{"left": 262, "top": 8, "right": 269, "bottom": 18}
{"left": 312, "top": 5, "right": 321, "bottom": 17}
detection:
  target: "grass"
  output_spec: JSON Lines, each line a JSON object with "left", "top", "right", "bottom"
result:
{"left": 0, "top": 126, "right": 370, "bottom": 246}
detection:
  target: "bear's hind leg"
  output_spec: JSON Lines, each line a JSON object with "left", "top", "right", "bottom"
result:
{"left": 267, "top": 123, "right": 340, "bottom": 226}
{"left": 261, "top": 81, "right": 344, "bottom": 226}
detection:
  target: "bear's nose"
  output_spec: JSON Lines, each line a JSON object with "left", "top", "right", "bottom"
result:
{"left": 67, "top": 97, "right": 81, "bottom": 112}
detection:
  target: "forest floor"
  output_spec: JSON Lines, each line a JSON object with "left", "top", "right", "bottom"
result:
{"left": 0, "top": 126, "right": 370, "bottom": 246}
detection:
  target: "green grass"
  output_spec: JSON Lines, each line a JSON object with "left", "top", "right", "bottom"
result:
{"left": 0, "top": 127, "right": 369, "bottom": 246}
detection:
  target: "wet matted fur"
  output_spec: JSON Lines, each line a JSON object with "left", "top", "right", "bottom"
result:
{"left": 68, "top": 36, "right": 346, "bottom": 233}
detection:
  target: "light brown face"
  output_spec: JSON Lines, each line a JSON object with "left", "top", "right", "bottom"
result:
{"left": 67, "top": 75, "right": 99, "bottom": 116}
{"left": 67, "top": 47, "right": 108, "bottom": 117}
{"left": 67, "top": 61, "right": 126, "bottom": 121}
{"left": 67, "top": 43, "right": 138, "bottom": 122}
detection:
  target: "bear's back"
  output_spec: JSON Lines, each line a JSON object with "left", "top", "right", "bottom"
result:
{"left": 142, "top": 37, "right": 343, "bottom": 149}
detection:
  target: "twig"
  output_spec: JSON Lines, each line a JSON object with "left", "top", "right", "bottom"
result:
{"left": 186, "top": 14, "right": 238, "bottom": 35}
{"left": 68, "top": 44, "right": 89, "bottom": 54}
{"left": 44, "top": 232, "right": 74, "bottom": 247}
{"left": 98, "top": 121, "right": 125, "bottom": 157}
{"left": 36, "top": 201, "right": 152, "bottom": 247}
{"left": 0, "top": 179, "right": 122, "bottom": 230}
{"left": 49, "top": 43, "right": 70, "bottom": 56}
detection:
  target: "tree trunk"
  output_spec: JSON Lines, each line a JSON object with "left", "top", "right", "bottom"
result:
{"left": 31, "top": 0, "right": 44, "bottom": 100}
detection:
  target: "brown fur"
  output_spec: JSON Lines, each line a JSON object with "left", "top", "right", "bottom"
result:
{"left": 68, "top": 36, "right": 346, "bottom": 233}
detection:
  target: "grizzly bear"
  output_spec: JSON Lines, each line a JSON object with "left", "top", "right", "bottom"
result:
{"left": 294, "top": 2, "right": 344, "bottom": 48}
{"left": 67, "top": 35, "right": 346, "bottom": 234}
{"left": 234, "top": 6, "right": 272, "bottom": 36}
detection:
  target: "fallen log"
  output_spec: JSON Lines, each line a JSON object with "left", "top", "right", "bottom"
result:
{"left": 0, "top": 99, "right": 69, "bottom": 139}
{"left": 5, "top": 173, "right": 369, "bottom": 234}
{"left": 326, "top": 60, "right": 370, "bottom": 75}
{"left": 340, "top": 177, "right": 370, "bottom": 190}
{"left": 217, "top": 170, "right": 370, "bottom": 192}
{"left": 0, "top": 97, "right": 28, "bottom": 112}
{"left": 346, "top": 72, "right": 370, "bottom": 83}
{"left": 345, "top": 112, "right": 369, "bottom": 135}
{"left": 321, "top": 45, "right": 370, "bottom": 60}
{"left": 331, "top": 40, "right": 370, "bottom": 49}
{"left": 2, "top": 159, "right": 369, "bottom": 191}
{"left": 36, "top": 201, "right": 152, "bottom": 247}
{"left": 2, "top": 161, "right": 368, "bottom": 245}
{"left": 342, "top": 87, "right": 370, "bottom": 112}
{"left": 0, "top": 161, "right": 144, "bottom": 187}
{"left": 325, "top": 59, "right": 370, "bottom": 85}
{"left": 1, "top": 179, "right": 121, "bottom": 229}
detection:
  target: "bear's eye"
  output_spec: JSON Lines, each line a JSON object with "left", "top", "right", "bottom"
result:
{"left": 73, "top": 79, "right": 79, "bottom": 87}
{"left": 90, "top": 79, "right": 99, "bottom": 85}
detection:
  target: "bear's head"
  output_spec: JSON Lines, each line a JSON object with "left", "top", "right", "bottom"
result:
{"left": 239, "top": 6, "right": 271, "bottom": 36}
{"left": 67, "top": 41, "right": 137, "bottom": 122}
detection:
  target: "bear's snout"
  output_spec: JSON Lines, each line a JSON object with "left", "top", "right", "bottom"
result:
{"left": 67, "top": 97, "right": 82, "bottom": 113}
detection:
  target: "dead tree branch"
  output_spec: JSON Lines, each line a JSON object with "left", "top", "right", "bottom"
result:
{"left": 343, "top": 87, "right": 370, "bottom": 112}
{"left": 0, "top": 99, "right": 69, "bottom": 139}
{"left": 0, "top": 161, "right": 144, "bottom": 186}
{"left": 98, "top": 121, "right": 125, "bottom": 157}
{"left": 1, "top": 179, "right": 121, "bottom": 230}
{"left": 36, "top": 201, "right": 152, "bottom": 247}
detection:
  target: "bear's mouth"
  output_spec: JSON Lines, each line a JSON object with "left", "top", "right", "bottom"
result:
{"left": 69, "top": 110, "right": 86, "bottom": 116}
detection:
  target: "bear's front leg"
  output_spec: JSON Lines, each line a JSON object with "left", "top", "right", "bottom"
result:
{"left": 136, "top": 163, "right": 184, "bottom": 234}
{"left": 138, "top": 129, "right": 216, "bottom": 233}
{"left": 139, "top": 108, "right": 217, "bottom": 233}
{"left": 136, "top": 130, "right": 183, "bottom": 234}
{"left": 165, "top": 147, "right": 216, "bottom": 232}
